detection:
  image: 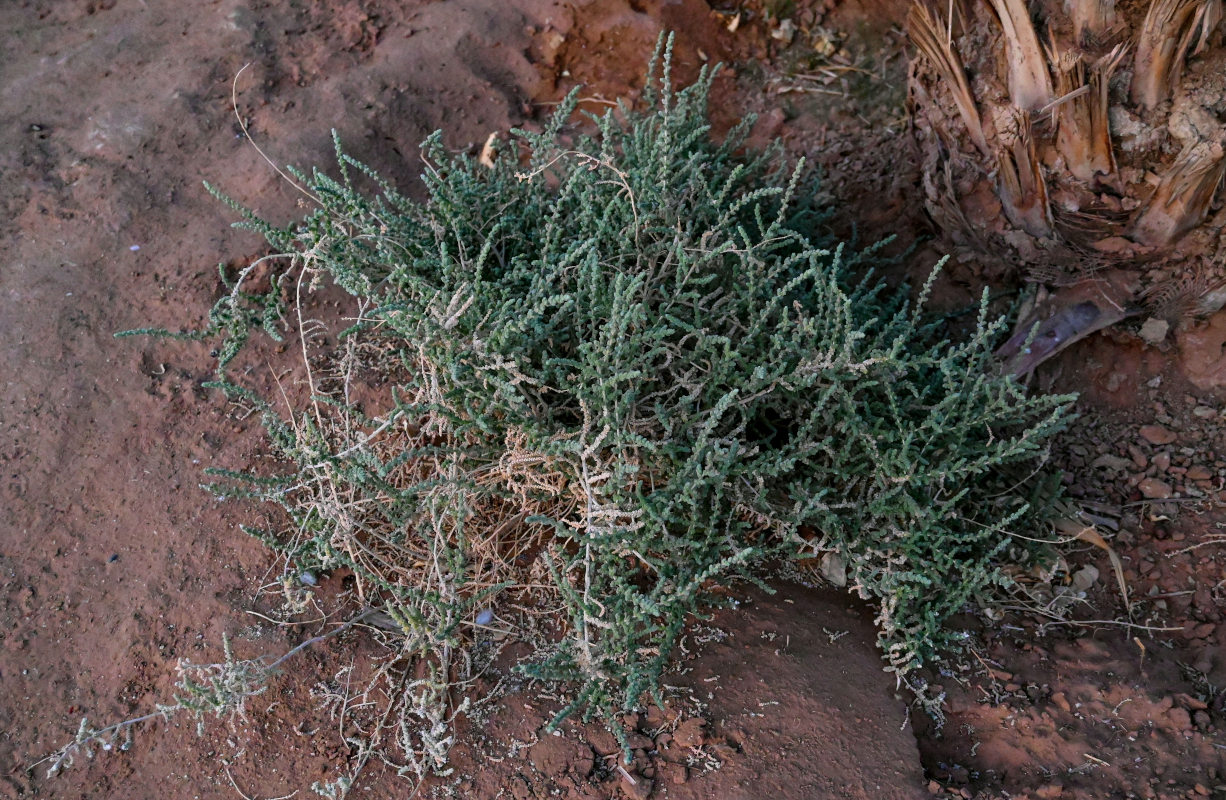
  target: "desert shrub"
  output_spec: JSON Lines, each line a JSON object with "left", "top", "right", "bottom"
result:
{"left": 130, "top": 39, "right": 1071, "bottom": 773}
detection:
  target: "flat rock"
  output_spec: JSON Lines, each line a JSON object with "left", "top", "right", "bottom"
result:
{"left": 1138, "top": 425, "right": 1177, "bottom": 445}
{"left": 1091, "top": 235, "right": 1134, "bottom": 254}
{"left": 1139, "top": 478, "right": 1173, "bottom": 499}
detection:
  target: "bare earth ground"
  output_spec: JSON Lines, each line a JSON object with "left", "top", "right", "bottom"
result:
{"left": 0, "top": 1, "right": 1223, "bottom": 799}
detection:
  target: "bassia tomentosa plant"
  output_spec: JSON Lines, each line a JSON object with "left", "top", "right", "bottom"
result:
{"left": 122, "top": 38, "right": 1072, "bottom": 774}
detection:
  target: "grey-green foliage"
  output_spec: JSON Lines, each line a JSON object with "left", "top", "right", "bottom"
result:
{"left": 185, "top": 39, "right": 1071, "bottom": 734}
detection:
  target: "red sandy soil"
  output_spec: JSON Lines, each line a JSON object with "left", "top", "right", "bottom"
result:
{"left": 1, "top": 1, "right": 1223, "bottom": 799}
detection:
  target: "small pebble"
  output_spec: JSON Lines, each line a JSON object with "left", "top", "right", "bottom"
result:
{"left": 1138, "top": 317, "right": 1168, "bottom": 344}
{"left": 1138, "top": 478, "right": 1173, "bottom": 499}
{"left": 1091, "top": 454, "right": 1133, "bottom": 471}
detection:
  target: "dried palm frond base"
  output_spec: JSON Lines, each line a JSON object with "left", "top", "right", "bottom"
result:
{"left": 997, "top": 269, "right": 1141, "bottom": 376}
{"left": 908, "top": 0, "right": 1226, "bottom": 370}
